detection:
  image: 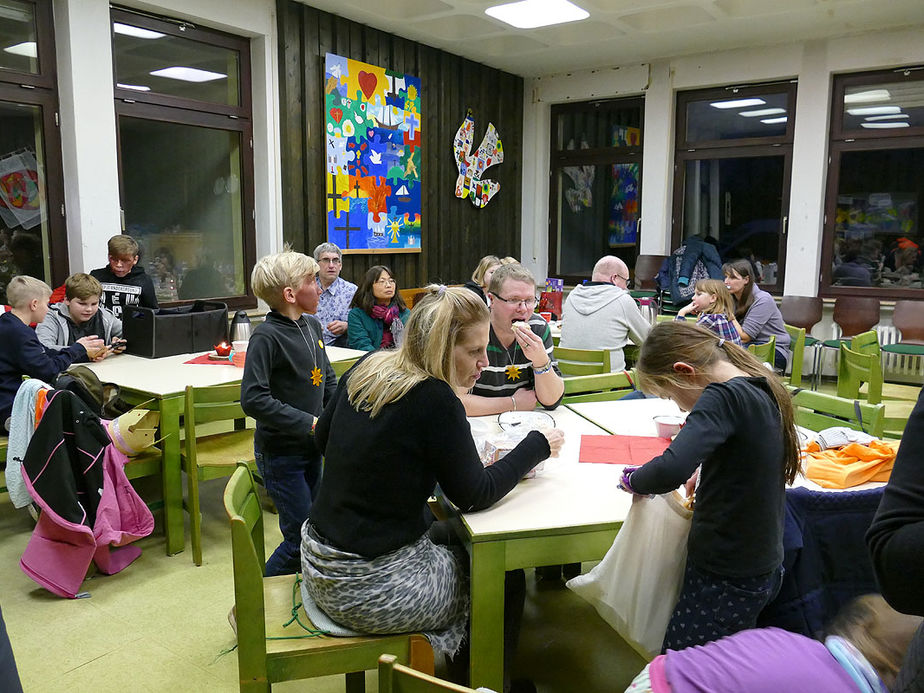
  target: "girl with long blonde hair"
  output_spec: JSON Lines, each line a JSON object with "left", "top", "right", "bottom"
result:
{"left": 675, "top": 278, "right": 743, "bottom": 346}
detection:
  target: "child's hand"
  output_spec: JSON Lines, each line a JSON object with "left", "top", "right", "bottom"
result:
{"left": 677, "top": 303, "right": 696, "bottom": 317}
{"left": 618, "top": 465, "right": 643, "bottom": 495}
{"left": 77, "top": 336, "right": 106, "bottom": 360}
{"left": 109, "top": 338, "right": 127, "bottom": 354}
{"left": 541, "top": 428, "right": 564, "bottom": 457}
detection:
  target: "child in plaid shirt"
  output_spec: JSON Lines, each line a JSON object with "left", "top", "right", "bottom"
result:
{"left": 676, "top": 279, "right": 742, "bottom": 346}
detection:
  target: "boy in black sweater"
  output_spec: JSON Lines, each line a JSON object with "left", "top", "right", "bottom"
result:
{"left": 90, "top": 234, "right": 158, "bottom": 319}
{"left": 0, "top": 276, "right": 104, "bottom": 431}
{"left": 241, "top": 250, "right": 336, "bottom": 576}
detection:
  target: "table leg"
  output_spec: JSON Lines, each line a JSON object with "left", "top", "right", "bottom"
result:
{"left": 159, "top": 395, "right": 184, "bottom": 555}
{"left": 469, "top": 541, "right": 505, "bottom": 691}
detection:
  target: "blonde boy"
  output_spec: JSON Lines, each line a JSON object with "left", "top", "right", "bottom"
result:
{"left": 37, "top": 273, "right": 125, "bottom": 357}
{"left": 0, "top": 276, "right": 104, "bottom": 428}
{"left": 240, "top": 250, "right": 337, "bottom": 576}
{"left": 90, "top": 234, "right": 158, "bottom": 318}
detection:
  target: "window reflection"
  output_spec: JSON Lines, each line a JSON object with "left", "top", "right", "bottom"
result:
{"left": 0, "top": 0, "right": 37, "bottom": 75}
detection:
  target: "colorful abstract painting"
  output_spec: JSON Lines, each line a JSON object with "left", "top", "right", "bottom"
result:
{"left": 453, "top": 109, "right": 503, "bottom": 208}
{"left": 324, "top": 53, "right": 422, "bottom": 253}
{"left": 608, "top": 163, "right": 640, "bottom": 246}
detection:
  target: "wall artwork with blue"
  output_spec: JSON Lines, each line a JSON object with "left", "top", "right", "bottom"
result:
{"left": 324, "top": 52, "right": 422, "bottom": 253}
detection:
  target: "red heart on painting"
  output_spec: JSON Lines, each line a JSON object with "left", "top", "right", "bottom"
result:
{"left": 358, "top": 71, "right": 377, "bottom": 100}
{"left": 330, "top": 108, "right": 343, "bottom": 123}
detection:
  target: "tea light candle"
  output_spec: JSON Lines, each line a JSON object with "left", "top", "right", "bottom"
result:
{"left": 215, "top": 342, "right": 232, "bottom": 356}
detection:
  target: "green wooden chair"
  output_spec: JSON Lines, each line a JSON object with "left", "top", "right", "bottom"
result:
{"left": 784, "top": 325, "right": 806, "bottom": 388}
{"left": 849, "top": 330, "right": 881, "bottom": 357}
{"left": 789, "top": 387, "right": 885, "bottom": 438}
{"left": 378, "top": 654, "right": 474, "bottom": 693}
{"left": 332, "top": 357, "right": 359, "bottom": 379}
{"left": 837, "top": 343, "right": 883, "bottom": 405}
{"left": 224, "top": 465, "right": 433, "bottom": 693}
{"left": 747, "top": 336, "right": 776, "bottom": 367}
{"left": 552, "top": 346, "right": 611, "bottom": 376}
{"left": 656, "top": 314, "right": 685, "bottom": 323}
{"left": 562, "top": 371, "right": 635, "bottom": 404}
{"left": 183, "top": 382, "right": 258, "bottom": 566}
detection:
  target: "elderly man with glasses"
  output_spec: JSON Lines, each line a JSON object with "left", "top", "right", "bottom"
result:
{"left": 312, "top": 242, "right": 357, "bottom": 347}
{"left": 459, "top": 263, "right": 564, "bottom": 416}
{"left": 560, "top": 255, "right": 650, "bottom": 373}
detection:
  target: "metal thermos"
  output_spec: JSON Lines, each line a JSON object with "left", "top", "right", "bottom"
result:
{"left": 230, "top": 310, "right": 252, "bottom": 343}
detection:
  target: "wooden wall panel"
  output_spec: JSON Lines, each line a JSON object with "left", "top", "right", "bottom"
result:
{"left": 276, "top": 0, "right": 524, "bottom": 291}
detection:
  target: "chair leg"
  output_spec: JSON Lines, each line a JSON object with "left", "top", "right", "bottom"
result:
{"left": 345, "top": 671, "right": 365, "bottom": 693}
{"left": 187, "top": 462, "right": 203, "bottom": 566}
{"left": 408, "top": 634, "right": 435, "bottom": 675}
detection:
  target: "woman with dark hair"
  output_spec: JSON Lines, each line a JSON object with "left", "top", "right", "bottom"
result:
{"left": 722, "top": 258, "right": 790, "bottom": 370}
{"left": 347, "top": 265, "right": 410, "bottom": 351}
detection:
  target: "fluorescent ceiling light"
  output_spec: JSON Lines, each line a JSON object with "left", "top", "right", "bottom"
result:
{"left": 861, "top": 122, "right": 910, "bottom": 129}
{"left": 865, "top": 113, "right": 910, "bottom": 121}
{"left": 113, "top": 22, "right": 165, "bottom": 39}
{"left": 844, "top": 89, "right": 891, "bottom": 104}
{"left": 739, "top": 108, "right": 786, "bottom": 117}
{"left": 149, "top": 66, "right": 226, "bottom": 82}
{"left": 3, "top": 41, "right": 36, "bottom": 58}
{"left": 0, "top": 5, "right": 31, "bottom": 22}
{"left": 485, "top": 0, "right": 589, "bottom": 29}
{"left": 709, "top": 98, "right": 765, "bottom": 109}
{"left": 117, "top": 82, "right": 152, "bottom": 92}
{"left": 760, "top": 117, "right": 787, "bottom": 124}
{"left": 847, "top": 105, "right": 901, "bottom": 116}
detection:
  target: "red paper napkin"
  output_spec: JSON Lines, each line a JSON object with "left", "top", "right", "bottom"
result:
{"left": 579, "top": 435, "right": 671, "bottom": 465}
{"left": 183, "top": 353, "right": 232, "bottom": 365}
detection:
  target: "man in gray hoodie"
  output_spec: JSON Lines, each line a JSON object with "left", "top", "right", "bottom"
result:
{"left": 560, "top": 256, "right": 650, "bottom": 372}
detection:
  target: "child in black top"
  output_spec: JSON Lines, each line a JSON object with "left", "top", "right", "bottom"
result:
{"left": 240, "top": 250, "right": 336, "bottom": 576}
{"left": 620, "top": 321, "right": 800, "bottom": 652}
{"left": 89, "top": 234, "right": 158, "bottom": 319}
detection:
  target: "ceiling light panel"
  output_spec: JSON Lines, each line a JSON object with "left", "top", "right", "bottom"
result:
{"left": 710, "top": 98, "right": 766, "bottom": 109}
{"left": 113, "top": 23, "right": 165, "bottom": 39}
{"left": 860, "top": 122, "right": 910, "bottom": 129}
{"left": 739, "top": 107, "right": 787, "bottom": 117}
{"left": 485, "top": 0, "right": 589, "bottom": 29}
{"left": 149, "top": 66, "right": 227, "bottom": 82}
{"left": 847, "top": 106, "right": 902, "bottom": 116}
{"left": 3, "top": 41, "right": 36, "bottom": 58}
{"left": 844, "top": 89, "right": 891, "bottom": 104}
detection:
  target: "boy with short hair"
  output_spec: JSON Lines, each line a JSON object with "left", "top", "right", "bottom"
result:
{"left": 0, "top": 276, "right": 105, "bottom": 430}
{"left": 241, "top": 250, "right": 337, "bottom": 576}
{"left": 90, "top": 234, "right": 158, "bottom": 319}
{"left": 37, "top": 273, "right": 125, "bottom": 360}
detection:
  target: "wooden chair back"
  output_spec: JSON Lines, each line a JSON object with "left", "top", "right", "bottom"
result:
{"left": 553, "top": 346, "right": 611, "bottom": 376}
{"left": 183, "top": 382, "right": 249, "bottom": 469}
{"left": 779, "top": 296, "right": 823, "bottom": 334}
{"left": 784, "top": 325, "right": 806, "bottom": 388}
{"left": 747, "top": 336, "right": 776, "bottom": 367}
{"left": 832, "top": 296, "right": 880, "bottom": 339}
{"left": 378, "top": 654, "right": 475, "bottom": 693}
{"left": 632, "top": 254, "right": 668, "bottom": 291}
{"left": 892, "top": 300, "right": 924, "bottom": 344}
{"left": 837, "top": 344, "right": 883, "bottom": 405}
{"left": 790, "top": 388, "right": 885, "bottom": 438}
{"left": 562, "top": 371, "right": 635, "bottom": 404}
{"left": 224, "top": 465, "right": 434, "bottom": 692}
{"left": 848, "top": 330, "right": 880, "bottom": 357}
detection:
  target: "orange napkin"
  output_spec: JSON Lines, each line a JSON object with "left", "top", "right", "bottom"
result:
{"left": 803, "top": 439, "right": 900, "bottom": 489}
{"left": 183, "top": 353, "right": 231, "bottom": 365}
{"left": 579, "top": 435, "right": 671, "bottom": 465}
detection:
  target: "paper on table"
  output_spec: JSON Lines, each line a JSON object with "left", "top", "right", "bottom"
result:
{"left": 579, "top": 435, "right": 670, "bottom": 465}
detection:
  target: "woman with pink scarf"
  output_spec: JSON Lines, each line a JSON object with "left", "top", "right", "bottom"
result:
{"left": 347, "top": 265, "right": 411, "bottom": 351}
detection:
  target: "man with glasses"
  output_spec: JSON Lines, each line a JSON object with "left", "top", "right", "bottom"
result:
{"left": 560, "top": 255, "right": 650, "bottom": 372}
{"left": 460, "top": 264, "right": 564, "bottom": 416}
{"left": 312, "top": 242, "right": 357, "bottom": 347}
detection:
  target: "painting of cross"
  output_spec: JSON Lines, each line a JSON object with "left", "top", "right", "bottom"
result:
{"left": 326, "top": 171, "right": 348, "bottom": 217}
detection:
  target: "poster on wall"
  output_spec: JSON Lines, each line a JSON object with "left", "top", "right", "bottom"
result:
{"left": 0, "top": 150, "right": 44, "bottom": 230}
{"left": 453, "top": 109, "right": 503, "bottom": 208}
{"left": 324, "top": 53, "right": 422, "bottom": 253}
{"left": 608, "top": 163, "right": 639, "bottom": 247}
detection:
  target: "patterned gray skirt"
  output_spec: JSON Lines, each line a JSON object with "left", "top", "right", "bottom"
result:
{"left": 300, "top": 522, "right": 469, "bottom": 655}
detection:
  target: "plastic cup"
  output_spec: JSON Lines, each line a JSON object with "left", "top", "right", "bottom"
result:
{"left": 232, "top": 340, "right": 248, "bottom": 353}
{"left": 539, "top": 311, "right": 552, "bottom": 322}
{"left": 653, "top": 415, "right": 685, "bottom": 438}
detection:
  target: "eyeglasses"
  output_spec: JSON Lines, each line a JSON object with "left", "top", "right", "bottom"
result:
{"left": 374, "top": 278, "right": 396, "bottom": 286}
{"left": 319, "top": 257, "right": 342, "bottom": 265}
{"left": 612, "top": 274, "right": 629, "bottom": 284}
{"left": 491, "top": 293, "right": 537, "bottom": 309}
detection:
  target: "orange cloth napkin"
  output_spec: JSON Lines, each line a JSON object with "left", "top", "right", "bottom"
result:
{"left": 183, "top": 353, "right": 231, "bottom": 365}
{"left": 579, "top": 435, "right": 670, "bottom": 465}
{"left": 803, "top": 439, "right": 900, "bottom": 489}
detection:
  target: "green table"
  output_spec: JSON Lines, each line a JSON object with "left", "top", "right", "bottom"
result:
{"left": 445, "top": 403, "right": 677, "bottom": 689}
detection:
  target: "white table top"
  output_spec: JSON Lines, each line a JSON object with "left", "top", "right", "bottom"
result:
{"left": 460, "top": 404, "right": 662, "bottom": 538}
{"left": 80, "top": 345, "right": 365, "bottom": 398}
{"left": 566, "top": 397, "right": 685, "bottom": 437}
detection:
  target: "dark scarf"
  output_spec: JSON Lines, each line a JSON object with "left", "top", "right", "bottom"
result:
{"left": 371, "top": 303, "right": 402, "bottom": 349}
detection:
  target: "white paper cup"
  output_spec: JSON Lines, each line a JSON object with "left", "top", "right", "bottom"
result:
{"left": 653, "top": 415, "right": 684, "bottom": 438}
{"left": 232, "top": 340, "right": 248, "bottom": 353}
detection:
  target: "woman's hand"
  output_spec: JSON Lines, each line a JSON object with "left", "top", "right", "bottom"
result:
{"left": 542, "top": 428, "right": 564, "bottom": 457}
{"left": 512, "top": 387, "right": 538, "bottom": 412}
{"left": 513, "top": 323, "right": 549, "bottom": 368}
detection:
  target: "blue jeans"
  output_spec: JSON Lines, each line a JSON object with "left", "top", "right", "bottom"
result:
{"left": 254, "top": 450, "right": 322, "bottom": 577}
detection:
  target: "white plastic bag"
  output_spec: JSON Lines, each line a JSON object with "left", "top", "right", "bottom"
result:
{"left": 566, "top": 491, "right": 692, "bottom": 659}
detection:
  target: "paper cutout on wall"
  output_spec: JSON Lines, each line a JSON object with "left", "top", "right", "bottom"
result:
{"left": 563, "top": 137, "right": 594, "bottom": 213}
{"left": 453, "top": 110, "right": 503, "bottom": 208}
{"left": 608, "top": 163, "right": 640, "bottom": 246}
{"left": 0, "top": 150, "right": 44, "bottom": 230}
{"left": 324, "top": 53, "right": 422, "bottom": 252}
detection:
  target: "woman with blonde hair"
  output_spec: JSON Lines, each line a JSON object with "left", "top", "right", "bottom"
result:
{"left": 620, "top": 321, "right": 799, "bottom": 652}
{"left": 302, "top": 285, "right": 562, "bottom": 686}
{"left": 464, "top": 255, "right": 501, "bottom": 304}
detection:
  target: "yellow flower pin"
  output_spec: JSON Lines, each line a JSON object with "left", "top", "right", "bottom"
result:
{"left": 505, "top": 364, "right": 521, "bottom": 381}
{"left": 311, "top": 366, "right": 323, "bottom": 387}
